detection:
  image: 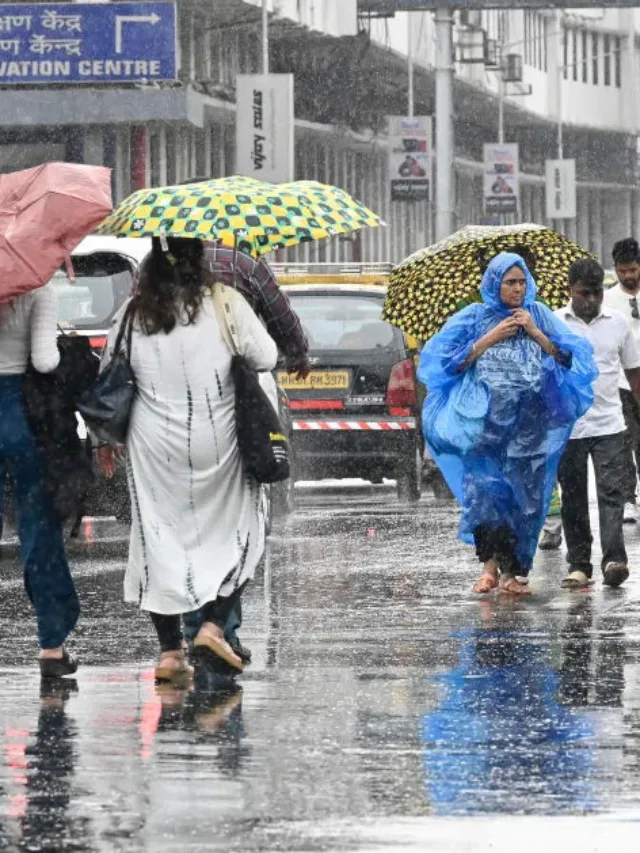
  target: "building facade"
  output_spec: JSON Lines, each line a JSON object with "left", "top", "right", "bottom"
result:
{"left": 2, "top": 0, "right": 639, "bottom": 265}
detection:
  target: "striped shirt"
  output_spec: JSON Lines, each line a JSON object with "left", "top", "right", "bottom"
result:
{"left": 202, "top": 243, "right": 308, "bottom": 367}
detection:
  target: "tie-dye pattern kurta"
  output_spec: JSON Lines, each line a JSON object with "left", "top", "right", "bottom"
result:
{"left": 102, "top": 287, "right": 277, "bottom": 614}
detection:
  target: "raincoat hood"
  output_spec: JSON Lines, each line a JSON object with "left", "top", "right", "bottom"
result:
{"left": 480, "top": 252, "right": 537, "bottom": 314}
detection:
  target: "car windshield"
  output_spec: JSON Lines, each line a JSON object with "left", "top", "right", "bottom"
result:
{"left": 286, "top": 292, "right": 398, "bottom": 351}
{"left": 49, "top": 252, "right": 135, "bottom": 330}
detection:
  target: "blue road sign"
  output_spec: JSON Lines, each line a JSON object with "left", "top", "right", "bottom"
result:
{"left": 0, "top": 2, "right": 176, "bottom": 84}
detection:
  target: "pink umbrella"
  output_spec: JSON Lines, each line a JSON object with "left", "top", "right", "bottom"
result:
{"left": 0, "top": 162, "right": 112, "bottom": 303}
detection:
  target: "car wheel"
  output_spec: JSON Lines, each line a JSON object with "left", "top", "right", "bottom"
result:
{"left": 397, "top": 436, "right": 422, "bottom": 503}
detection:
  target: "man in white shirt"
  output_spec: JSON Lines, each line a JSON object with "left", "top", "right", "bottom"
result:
{"left": 555, "top": 258, "right": 640, "bottom": 589}
{"left": 603, "top": 237, "right": 640, "bottom": 523}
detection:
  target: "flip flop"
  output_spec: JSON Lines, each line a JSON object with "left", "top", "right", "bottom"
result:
{"left": 472, "top": 573, "right": 499, "bottom": 594}
{"left": 561, "top": 570, "right": 593, "bottom": 590}
{"left": 194, "top": 633, "right": 244, "bottom": 672}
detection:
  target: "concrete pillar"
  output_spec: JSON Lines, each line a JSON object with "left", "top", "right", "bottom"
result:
{"left": 590, "top": 190, "right": 603, "bottom": 261}
{"left": 632, "top": 189, "right": 640, "bottom": 239}
{"left": 576, "top": 187, "right": 589, "bottom": 249}
{"left": 203, "top": 127, "right": 212, "bottom": 180}
{"left": 114, "top": 127, "right": 130, "bottom": 203}
{"left": 130, "top": 126, "right": 147, "bottom": 191}
{"left": 157, "top": 126, "right": 168, "bottom": 186}
{"left": 65, "top": 127, "right": 83, "bottom": 163}
{"left": 83, "top": 127, "right": 104, "bottom": 166}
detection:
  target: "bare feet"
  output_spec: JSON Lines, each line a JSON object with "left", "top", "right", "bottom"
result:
{"left": 499, "top": 575, "right": 532, "bottom": 596}
{"left": 473, "top": 559, "right": 499, "bottom": 594}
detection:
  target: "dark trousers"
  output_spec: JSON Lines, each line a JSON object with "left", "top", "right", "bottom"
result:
{"left": 557, "top": 432, "right": 627, "bottom": 577}
{"left": 473, "top": 524, "right": 521, "bottom": 576}
{"left": 620, "top": 390, "right": 640, "bottom": 503}
{"left": 150, "top": 584, "right": 246, "bottom": 653}
{"left": 182, "top": 599, "right": 242, "bottom": 646}
{"left": 0, "top": 376, "right": 79, "bottom": 648}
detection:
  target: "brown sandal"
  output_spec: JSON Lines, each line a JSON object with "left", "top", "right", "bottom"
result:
{"left": 194, "top": 632, "right": 244, "bottom": 672}
{"left": 154, "top": 652, "right": 194, "bottom": 684}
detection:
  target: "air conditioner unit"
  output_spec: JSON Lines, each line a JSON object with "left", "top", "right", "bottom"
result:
{"left": 459, "top": 10, "right": 482, "bottom": 29}
{"left": 503, "top": 53, "right": 524, "bottom": 83}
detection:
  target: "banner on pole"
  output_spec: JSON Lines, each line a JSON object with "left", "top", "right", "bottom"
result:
{"left": 236, "top": 74, "right": 294, "bottom": 183}
{"left": 388, "top": 115, "right": 432, "bottom": 202}
{"left": 483, "top": 143, "right": 519, "bottom": 215}
{"left": 545, "top": 159, "right": 577, "bottom": 220}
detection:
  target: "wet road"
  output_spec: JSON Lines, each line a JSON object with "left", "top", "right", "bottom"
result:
{"left": 1, "top": 484, "right": 640, "bottom": 851}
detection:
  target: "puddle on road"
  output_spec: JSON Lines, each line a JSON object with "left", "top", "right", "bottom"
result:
{"left": 0, "top": 492, "right": 639, "bottom": 851}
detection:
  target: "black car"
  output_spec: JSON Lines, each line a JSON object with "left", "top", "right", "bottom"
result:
{"left": 278, "top": 281, "right": 424, "bottom": 501}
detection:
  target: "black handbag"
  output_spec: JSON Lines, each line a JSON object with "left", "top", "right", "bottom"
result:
{"left": 212, "top": 284, "right": 290, "bottom": 484}
{"left": 77, "top": 300, "right": 137, "bottom": 445}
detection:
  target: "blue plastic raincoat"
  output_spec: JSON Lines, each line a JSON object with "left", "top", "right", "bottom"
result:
{"left": 418, "top": 252, "right": 597, "bottom": 572}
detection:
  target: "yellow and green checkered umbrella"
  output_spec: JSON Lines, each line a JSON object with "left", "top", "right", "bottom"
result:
{"left": 279, "top": 180, "right": 384, "bottom": 237}
{"left": 96, "top": 177, "right": 383, "bottom": 257}
{"left": 382, "top": 223, "right": 594, "bottom": 342}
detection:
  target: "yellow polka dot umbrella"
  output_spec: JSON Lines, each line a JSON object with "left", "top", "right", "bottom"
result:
{"left": 382, "top": 223, "right": 595, "bottom": 342}
{"left": 96, "top": 177, "right": 383, "bottom": 257}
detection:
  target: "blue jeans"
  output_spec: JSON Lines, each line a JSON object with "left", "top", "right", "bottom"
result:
{"left": 0, "top": 376, "right": 79, "bottom": 648}
{"left": 182, "top": 599, "right": 242, "bottom": 646}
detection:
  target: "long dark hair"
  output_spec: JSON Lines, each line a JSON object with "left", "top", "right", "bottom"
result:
{"left": 135, "top": 237, "right": 206, "bottom": 335}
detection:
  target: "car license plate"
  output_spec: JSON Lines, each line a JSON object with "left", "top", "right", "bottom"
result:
{"left": 277, "top": 370, "right": 350, "bottom": 391}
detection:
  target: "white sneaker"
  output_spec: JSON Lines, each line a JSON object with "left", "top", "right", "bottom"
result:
{"left": 624, "top": 502, "right": 639, "bottom": 524}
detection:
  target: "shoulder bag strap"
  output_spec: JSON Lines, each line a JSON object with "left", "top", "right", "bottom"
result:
{"left": 112, "top": 299, "right": 136, "bottom": 359}
{"left": 211, "top": 283, "right": 241, "bottom": 357}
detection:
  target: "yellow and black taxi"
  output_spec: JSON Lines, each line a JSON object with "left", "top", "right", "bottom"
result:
{"left": 273, "top": 263, "right": 424, "bottom": 501}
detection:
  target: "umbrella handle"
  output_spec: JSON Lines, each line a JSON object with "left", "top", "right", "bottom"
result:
{"left": 64, "top": 251, "right": 76, "bottom": 283}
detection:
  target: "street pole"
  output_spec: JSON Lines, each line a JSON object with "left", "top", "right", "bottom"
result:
{"left": 556, "top": 10, "right": 564, "bottom": 233}
{"left": 408, "top": 14, "right": 414, "bottom": 118}
{"left": 435, "top": 6, "right": 454, "bottom": 240}
{"left": 262, "top": 0, "right": 269, "bottom": 75}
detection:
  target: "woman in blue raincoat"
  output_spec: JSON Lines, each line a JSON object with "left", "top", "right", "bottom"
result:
{"left": 418, "top": 252, "right": 597, "bottom": 595}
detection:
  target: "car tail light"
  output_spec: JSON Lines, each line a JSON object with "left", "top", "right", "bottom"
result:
{"left": 386, "top": 359, "right": 416, "bottom": 417}
{"left": 89, "top": 336, "right": 107, "bottom": 353}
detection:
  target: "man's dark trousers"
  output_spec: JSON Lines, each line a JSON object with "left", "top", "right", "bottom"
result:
{"left": 558, "top": 432, "right": 627, "bottom": 578}
{"left": 620, "top": 389, "right": 640, "bottom": 503}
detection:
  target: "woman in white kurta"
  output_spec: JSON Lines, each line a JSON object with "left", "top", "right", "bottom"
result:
{"left": 98, "top": 237, "right": 277, "bottom": 679}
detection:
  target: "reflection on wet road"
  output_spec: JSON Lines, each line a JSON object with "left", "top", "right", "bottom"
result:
{"left": 1, "top": 485, "right": 640, "bottom": 851}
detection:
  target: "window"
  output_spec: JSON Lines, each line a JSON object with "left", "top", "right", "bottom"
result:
{"left": 572, "top": 29, "right": 578, "bottom": 81}
{"left": 543, "top": 17, "right": 548, "bottom": 71}
{"left": 582, "top": 30, "right": 588, "bottom": 82}
{"left": 604, "top": 33, "right": 611, "bottom": 86}
{"left": 563, "top": 29, "right": 568, "bottom": 79}
{"left": 286, "top": 294, "right": 400, "bottom": 353}
{"left": 592, "top": 32, "right": 599, "bottom": 85}
{"left": 615, "top": 36, "right": 622, "bottom": 88}
{"left": 524, "top": 11, "right": 531, "bottom": 66}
